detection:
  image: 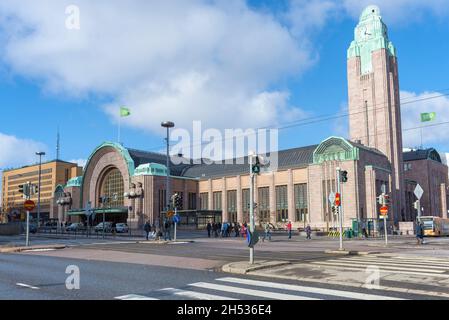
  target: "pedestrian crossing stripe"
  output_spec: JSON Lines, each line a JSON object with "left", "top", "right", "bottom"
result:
{"left": 114, "top": 277, "right": 406, "bottom": 301}
{"left": 322, "top": 259, "right": 445, "bottom": 273}
{"left": 115, "top": 294, "right": 159, "bottom": 300}
{"left": 216, "top": 277, "right": 403, "bottom": 300}
{"left": 309, "top": 262, "right": 449, "bottom": 278}
{"left": 336, "top": 257, "right": 449, "bottom": 269}
{"left": 159, "top": 288, "right": 236, "bottom": 300}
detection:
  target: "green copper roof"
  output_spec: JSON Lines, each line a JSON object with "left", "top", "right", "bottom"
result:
{"left": 313, "top": 137, "right": 359, "bottom": 164}
{"left": 65, "top": 176, "right": 83, "bottom": 188}
{"left": 83, "top": 142, "right": 135, "bottom": 178}
{"left": 348, "top": 5, "right": 396, "bottom": 74}
{"left": 134, "top": 163, "right": 168, "bottom": 177}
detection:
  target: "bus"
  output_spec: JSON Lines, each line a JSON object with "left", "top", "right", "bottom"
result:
{"left": 420, "top": 216, "right": 449, "bottom": 237}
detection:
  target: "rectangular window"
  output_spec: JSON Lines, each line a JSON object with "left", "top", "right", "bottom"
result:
{"left": 213, "top": 192, "right": 222, "bottom": 210}
{"left": 188, "top": 192, "right": 197, "bottom": 210}
{"left": 276, "top": 185, "right": 288, "bottom": 222}
{"left": 294, "top": 184, "right": 308, "bottom": 223}
{"left": 258, "top": 187, "right": 270, "bottom": 223}
{"left": 199, "top": 193, "right": 209, "bottom": 210}
{"left": 158, "top": 189, "right": 166, "bottom": 213}
{"left": 227, "top": 190, "right": 237, "bottom": 222}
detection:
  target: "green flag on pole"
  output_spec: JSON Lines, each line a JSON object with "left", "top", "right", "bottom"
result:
{"left": 120, "top": 107, "right": 131, "bottom": 117}
{"left": 421, "top": 112, "right": 436, "bottom": 122}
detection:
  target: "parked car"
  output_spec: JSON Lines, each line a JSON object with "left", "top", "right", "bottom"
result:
{"left": 94, "top": 222, "right": 113, "bottom": 233}
{"left": 66, "top": 223, "right": 85, "bottom": 232}
{"left": 115, "top": 223, "right": 129, "bottom": 233}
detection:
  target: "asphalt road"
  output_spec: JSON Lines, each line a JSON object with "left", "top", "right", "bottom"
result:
{"left": 0, "top": 253, "right": 433, "bottom": 300}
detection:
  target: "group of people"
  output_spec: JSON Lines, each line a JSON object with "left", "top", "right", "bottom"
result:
{"left": 143, "top": 220, "right": 174, "bottom": 241}
{"left": 206, "top": 221, "right": 248, "bottom": 238}
{"left": 206, "top": 220, "right": 313, "bottom": 241}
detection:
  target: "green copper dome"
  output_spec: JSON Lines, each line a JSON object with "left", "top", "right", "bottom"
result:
{"left": 348, "top": 5, "right": 396, "bottom": 74}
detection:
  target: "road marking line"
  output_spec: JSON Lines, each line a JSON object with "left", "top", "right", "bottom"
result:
{"left": 309, "top": 262, "right": 449, "bottom": 277}
{"left": 390, "top": 257, "right": 449, "bottom": 264}
{"left": 189, "top": 282, "right": 320, "bottom": 300}
{"left": 216, "top": 277, "right": 403, "bottom": 300}
{"left": 160, "top": 288, "right": 237, "bottom": 300}
{"left": 337, "top": 258, "right": 449, "bottom": 270}
{"left": 324, "top": 260, "right": 445, "bottom": 273}
{"left": 115, "top": 294, "right": 158, "bottom": 300}
{"left": 16, "top": 283, "right": 40, "bottom": 290}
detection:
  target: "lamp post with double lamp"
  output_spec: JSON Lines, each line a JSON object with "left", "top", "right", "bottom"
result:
{"left": 161, "top": 121, "right": 175, "bottom": 234}
{"left": 36, "top": 152, "right": 46, "bottom": 229}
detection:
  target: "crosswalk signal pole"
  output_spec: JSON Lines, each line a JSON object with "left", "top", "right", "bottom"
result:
{"left": 249, "top": 154, "right": 255, "bottom": 265}
{"left": 25, "top": 181, "right": 31, "bottom": 247}
{"left": 336, "top": 168, "right": 344, "bottom": 251}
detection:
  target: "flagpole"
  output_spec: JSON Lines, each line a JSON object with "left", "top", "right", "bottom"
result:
{"left": 118, "top": 113, "right": 121, "bottom": 145}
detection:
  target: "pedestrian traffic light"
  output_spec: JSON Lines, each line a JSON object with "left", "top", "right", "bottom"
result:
{"left": 340, "top": 171, "right": 348, "bottom": 183}
{"left": 252, "top": 156, "right": 261, "bottom": 175}
{"left": 18, "top": 184, "right": 24, "bottom": 194}
{"left": 383, "top": 194, "right": 390, "bottom": 205}
{"left": 31, "top": 185, "right": 39, "bottom": 196}
{"left": 377, "top": 195, "right": 384, "bottom": 205}
{"left": 172, "top": 193, "right": 182, "bottom": 209}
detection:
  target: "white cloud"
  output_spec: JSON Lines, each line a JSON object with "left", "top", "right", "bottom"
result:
{"left": 401, "top": 91, "right": 449, "bottom": 149}
{"left": 0, "top": 0, "right": 323, "bottom": 134}
{"left": 0, "top": 132, "right": 48, "bottom": 169}
{"left": 69, "top": 159, "right": 87, "bottom": 168}
{"left": 342, "top": 0, "right": 449, "bottom": 24}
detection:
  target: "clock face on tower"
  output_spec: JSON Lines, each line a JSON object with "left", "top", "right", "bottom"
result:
{"left": 358, "top": 25, "right": 373, "bottom": 41}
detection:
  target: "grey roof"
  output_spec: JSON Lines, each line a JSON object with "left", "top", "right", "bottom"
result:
{"left": 403, "top": 148, "right": 442, "bottom": 163}
{"left": 125, "top": 145, "right": 318, "bottom": 179}
{"left": 181, "top": 145, "right": 318, "bottom": 179}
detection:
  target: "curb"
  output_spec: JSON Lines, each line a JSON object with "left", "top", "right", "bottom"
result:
{"left": 0, "top": 245, "right": 67, "bottom": 253}
{"left": 222, "top": 261, "right": 291, "bottom": 275}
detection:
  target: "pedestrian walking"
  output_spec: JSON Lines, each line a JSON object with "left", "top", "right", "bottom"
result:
{"left": 262, "top": 222, "right": 272, "bottom": 242}
{"left": 305, "top": 225, "right": 312, "bottom": 240}
{"left": 286, "top": 221, "right": 293, "bottom": 239}
{"left": 207, "top": 221, "right": 212, "bottom": 238}
{"left": 234, "top": 223, "right": 240, "bottom": 237}
{"left": 361, "top": 221, "right": 368, "bottom": 239}
{"left": 144, "top": 221, "right": 151, "bottom": 240}
{"left": 416, "top": 221, "right": 424, "bottom": 245}
{"left": 164, "top": 220, "right": 172, "bottom": 241}
{"left": 213, "top": 223, "right": 218, "bottom": 238}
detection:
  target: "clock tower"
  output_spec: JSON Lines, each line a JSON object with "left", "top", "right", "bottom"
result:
{"left": 347, "top": 5, "right": 406, "bottom": 221}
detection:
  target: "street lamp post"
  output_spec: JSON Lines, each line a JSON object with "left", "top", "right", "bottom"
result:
{"left": 161, "top": 121, "right": 175, "bottom": 230}
{"left": 36, "top": 152, "right": 46, "bottom": 228}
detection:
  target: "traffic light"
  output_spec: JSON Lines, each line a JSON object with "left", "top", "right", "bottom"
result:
{"left": 18, "top": 184, "right": 24, "bottom": 194}
{"left": 31, "top": 185, "right": 39, "bottom": 196}
{"left": 377, "top": 194, "right": 384, "bottom": 205}
{"left": 172, "top": 193, "right": 182, "bottom": 209}
{"left": 19, "top": 184, "right": 30, "bottom": 199}
{"left": 383, "top": 194, "right": 390, "bottom": 205}
{"left": 340, "top": 171, "right": 348, "bottom": 183}
{"left": 413, "top": 200, "right": 419, "bottom": 210}
{"left": 252, "top": 156, "right": 261, "bottom": 175}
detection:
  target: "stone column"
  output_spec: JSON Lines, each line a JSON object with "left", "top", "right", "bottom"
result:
{"left": 208, "top": 179, "right": 213, "bottom": 210}
{"left": 441, "top": 183, "right": 447, "bottom": 219}
{"left": 222, "top": 177, "right": 228, "bottom": 222}
{"left": 236, "top": 175, "right": 243, "bottom": 223}
{"left": 287, "top": 169, "right": 295, "bottom": 224}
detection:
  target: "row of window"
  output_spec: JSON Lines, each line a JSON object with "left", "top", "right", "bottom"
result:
{"left": 198, "top": 184, "right": 308, "bottom": 222}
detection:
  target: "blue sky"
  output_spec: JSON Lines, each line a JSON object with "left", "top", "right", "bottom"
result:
{"left": 0, "top": 0, "right": 449, "bottom": 170}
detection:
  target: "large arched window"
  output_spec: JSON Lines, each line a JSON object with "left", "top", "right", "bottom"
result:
{"left": 100, "top": 168, "right": 125, "bottom": 207}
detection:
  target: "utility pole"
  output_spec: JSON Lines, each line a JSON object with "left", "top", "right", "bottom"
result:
{"left": 249, "top": 154, "right": 255, "bottom": 264}
{"left": 36, "top": 152, "right": 45, "bottom": 229}
{"left": 161, "top": 121, "right": 175, "bottom": 232}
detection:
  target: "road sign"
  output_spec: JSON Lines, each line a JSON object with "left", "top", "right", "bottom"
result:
{"left": 380, "top": 206, "right": 388, "bottom": 216}
{"left": 414, "top": 184, "right": 424, "bottom": 200}
{"left": 335, "top": 193, "right": 341, "bottom": 207}
{"left": 167, "top": 210, "right": 175, "bottom": 218}
{"left": 328, "top": 192, "right": 336, "bottom": 205}
{"left": 173, "top": 215, "right": 180, "bottom": 224}
{"left": 24, "top": 200, "right": 35, "bottom": 211}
